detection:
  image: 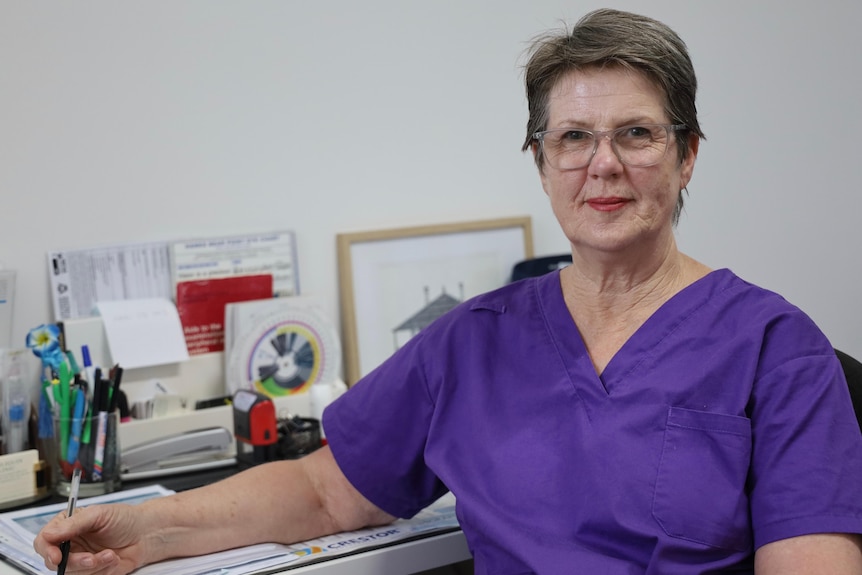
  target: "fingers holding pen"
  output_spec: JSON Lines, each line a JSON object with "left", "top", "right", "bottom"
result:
{"left": 34, "top": 505, "right": 140, "bottom": 575}
{"left": 55, "top": 549, "right": 122, "bottom": 575}
{"left": 33, "top": 511, "right": 73, "bottom": 567}
{"left": 43, "top": 548, "right": 120, "bottom": 575}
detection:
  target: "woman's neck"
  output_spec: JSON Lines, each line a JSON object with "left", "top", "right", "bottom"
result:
{"left": 561, "top": 236, "right": 711, "bottom": 374}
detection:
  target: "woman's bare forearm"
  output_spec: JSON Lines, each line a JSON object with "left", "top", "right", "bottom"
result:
{"left": 134, "top": 446, "right": 394, "bottom": 565}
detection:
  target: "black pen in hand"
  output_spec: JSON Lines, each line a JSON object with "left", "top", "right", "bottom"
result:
{"left": 58, "top": 467, "right": 82, "bottom": 575}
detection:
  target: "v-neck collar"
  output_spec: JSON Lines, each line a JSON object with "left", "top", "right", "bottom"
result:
{"left": 536, "top": 268, "right": 738, "bottom": 395}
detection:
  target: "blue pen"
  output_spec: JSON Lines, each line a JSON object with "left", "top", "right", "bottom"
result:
{"left": 66, "top": 383, "right": 87, "bottom": 463}
{"left": 81, "top": 345, "right": 96, "bottom": 384}
{"left": 81, "top": 348, "right": 98, "bottom": 444}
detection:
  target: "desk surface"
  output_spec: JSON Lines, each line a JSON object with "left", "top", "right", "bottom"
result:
{"left": 261, "top": 530, "right": 469, "bottom": 574}
{"left": 0, "top": 466, "right": 472, "bottom": 575}
{"left": 0, "top": 530, "right": 470, "bottom": 575}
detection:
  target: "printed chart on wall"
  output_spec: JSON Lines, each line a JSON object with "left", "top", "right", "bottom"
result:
{"left": 169, "top": 231, "right": 299, "bottom": 297}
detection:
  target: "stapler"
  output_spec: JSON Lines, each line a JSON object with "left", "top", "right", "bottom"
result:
{"left": 121, "top": 427, "right": 235, "bottom": 481}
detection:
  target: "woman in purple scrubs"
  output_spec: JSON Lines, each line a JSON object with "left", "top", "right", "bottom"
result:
{"left": 35, "top": 9, "right": 862, "bottom": 575}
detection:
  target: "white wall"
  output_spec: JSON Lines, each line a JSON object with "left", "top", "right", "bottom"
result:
{"left": 2, "top": 1, "right": 860, "bottom": 362}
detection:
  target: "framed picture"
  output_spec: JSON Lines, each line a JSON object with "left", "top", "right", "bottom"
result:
{"left": 337, "top": 216, "right": 533, "bottom": 384}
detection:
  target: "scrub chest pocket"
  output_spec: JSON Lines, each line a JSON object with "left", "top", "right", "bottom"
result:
{"left": 652, "top": 406, "right": 753, "bottom": 551}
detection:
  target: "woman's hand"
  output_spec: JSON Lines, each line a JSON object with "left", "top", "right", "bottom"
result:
{"left": 31, "top": 448, "right": 392, "bottom": 574}
{"left": 33, "top": 503, "right": 149, "bottom": 575}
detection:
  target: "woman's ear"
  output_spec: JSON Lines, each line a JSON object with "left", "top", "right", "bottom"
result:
{"left": 679, "top": 134, "right": 700, "bottom": 189}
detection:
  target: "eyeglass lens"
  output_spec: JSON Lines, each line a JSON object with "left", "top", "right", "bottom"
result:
{"left": 541, "top": 125, "right": 673, "bottom": 170}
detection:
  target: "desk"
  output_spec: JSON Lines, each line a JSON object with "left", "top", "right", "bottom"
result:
{"left": 0, "top": 466, "right": 472, "bottom": 575}
{"left": 258, "top": 531, "right": 469, "bottom": 574}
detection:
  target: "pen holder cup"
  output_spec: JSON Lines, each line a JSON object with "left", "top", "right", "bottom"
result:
{"left": 52, "top": 411, "right": 121, "bottom": 497}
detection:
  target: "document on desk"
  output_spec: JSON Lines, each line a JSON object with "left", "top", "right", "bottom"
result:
{"left": 0, "top": 485, "right": 173, "bottom": 575}
{"left": 273, "top": 491, "right": 459, "bottom": 570}
{"left": 0, "top": 490, "right": 458, "bottom": 575}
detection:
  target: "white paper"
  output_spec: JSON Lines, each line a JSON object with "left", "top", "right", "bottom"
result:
{"left": 96, "top": 299, "right": 189, "bottom": 369}
{"left": 170, "top": 231, "right": 299, "bottom": 297}
{"left": 47, "top": 242, "right": 173, "bottom": 321}
{"left": 134, "top": 544, "right": 298, "bottom": 575}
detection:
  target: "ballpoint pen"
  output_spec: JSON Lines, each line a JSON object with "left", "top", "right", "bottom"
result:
{"left": 58, "top": 467, "right": 82, "bottom": 575}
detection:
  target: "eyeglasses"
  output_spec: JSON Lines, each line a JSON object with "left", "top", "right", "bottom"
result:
{"left": 533, "top": 124, "right": 686, "bottom": 170}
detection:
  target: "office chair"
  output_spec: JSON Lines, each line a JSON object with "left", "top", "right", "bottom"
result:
{"left": 510, "top": 254, "right": 573, "bottom": 283}
{"left": 835, "top": 349, "right": 862, "bottom": 434}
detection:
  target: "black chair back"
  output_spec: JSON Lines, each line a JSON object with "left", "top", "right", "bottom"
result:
{"left": 510, "top": 254, "right": 572, "bottom": 283}
{"left": 836, "top": 349, "right": 862, "bottom": 434}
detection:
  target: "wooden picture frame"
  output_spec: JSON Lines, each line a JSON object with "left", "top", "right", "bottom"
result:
{"left": 337, "top": 216, "right": 533, "bottom": 384}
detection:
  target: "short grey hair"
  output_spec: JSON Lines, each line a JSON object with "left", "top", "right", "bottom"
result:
{"left": 521, "top": 9, "right": 706, "bottom": 222}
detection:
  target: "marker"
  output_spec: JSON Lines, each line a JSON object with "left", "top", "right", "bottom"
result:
{"left": 81, "top": 349, "right": 101, "bottom": 448}
{"left": 108, "top": 365, "right": 123, "bottom": 413}
{"left": 103, "top": 365, "right": 123, "bottom": 478}
{"left": 82, "top": 367, "right": 101, "bottom": 447}
{"left": 91, "top": 373, "right": 109, "bottom": 481}
{"left": 81, "top": 345, "right": 97, "bottom": 386}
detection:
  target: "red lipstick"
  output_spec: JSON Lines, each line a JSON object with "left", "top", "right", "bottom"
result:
{"left": 586, "top": 197, "right": 629, "bottom": 212}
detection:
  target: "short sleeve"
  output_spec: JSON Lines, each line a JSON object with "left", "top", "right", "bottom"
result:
{"left": 748, "top": 322, "right": 862, "bottom": 548}
{"left": 323, "top": 329, "right": 448, "bottom": 519}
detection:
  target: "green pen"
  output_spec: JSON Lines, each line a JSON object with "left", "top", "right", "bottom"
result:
{"left": 81, "top": 380, "right": 93, "bottom": 445}
{"left": 57, "top": 363, "right": 72, "bottom": 463}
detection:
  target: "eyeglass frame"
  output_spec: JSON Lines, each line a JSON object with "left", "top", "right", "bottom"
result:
{"left": 532, "top": 123, "right": 688, "bottom": 170}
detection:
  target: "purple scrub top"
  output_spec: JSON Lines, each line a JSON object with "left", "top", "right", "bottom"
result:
{"left": 324, "top": 269, "right": 862, "bottom": 574}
